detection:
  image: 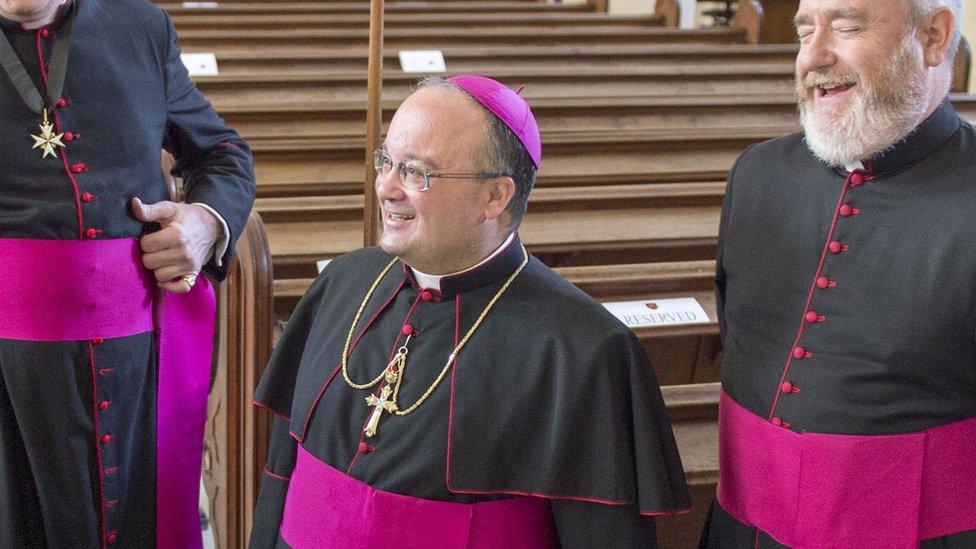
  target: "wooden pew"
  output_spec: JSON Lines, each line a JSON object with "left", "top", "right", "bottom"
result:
{"left": 256, "top": 179, "right": 724, "bottom": 274}
{"left": 219, "top": 93, "right": 976, "bottom": 146}
{"left": 175, "top": 26, "right": 748, "bottom": 53}
{"left": 169, "top": 12, "right": 665, "bottom": 31}
{"left": 193, "top": 63, "right": 797, "bottom": 105}
{"left": 181, "top": 43, "right": 801, "bottom": 75}
{"left": 192, "top": 65, "right": 797, "bottom": 108}
{"left": 248, "top": 125, "right": 783, "bottom": 197}
{"left": 160, "top": 1, "right": 597, "bottom": 16}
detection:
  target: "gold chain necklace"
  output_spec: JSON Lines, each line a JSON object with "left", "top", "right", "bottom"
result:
{"left": 341, "top": 245, "right": 529, "bottom": 437}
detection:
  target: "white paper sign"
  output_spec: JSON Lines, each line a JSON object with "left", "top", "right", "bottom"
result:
{"left": 398, "top": 50, "right": 446, "bottom": 73}
{"left": 316, "top": 259, "right": 333, "bottom": 273}
{"left": 603, "top": 298, "right": 710, "bottom": 329}
{"left": 181, "top": 53, "right": 219, "bottom": 76}
{"left": 182, "top": 2, "right": 219, "bottom": 8}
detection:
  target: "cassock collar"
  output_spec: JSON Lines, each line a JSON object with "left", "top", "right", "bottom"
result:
{"left": 0, "top": 0, "right": 74, "bottom": 31}
{"left": 402, "top": 233, "right": 523, "bottom": 299}
{"left": 846, "top": 98, "right": 961, "bottom": 176}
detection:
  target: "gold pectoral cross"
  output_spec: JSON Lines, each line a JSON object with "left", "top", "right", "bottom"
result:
{"left": 364, "top": 385, "right": 397, "bottom": 438}
{"left": 31, "top": 108, "right": 65, "bottom": 159}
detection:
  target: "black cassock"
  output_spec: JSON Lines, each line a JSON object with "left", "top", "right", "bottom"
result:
{"left": 0, "top": 0, "right": 254, "bottom": 546}
{"left": 251, "top": 238, "right": 690, "bottom": 548}
{"left": 702, "top": 99, "right": 976, "bottom": 547}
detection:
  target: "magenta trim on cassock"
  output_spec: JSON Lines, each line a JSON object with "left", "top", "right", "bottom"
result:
{"left": 281, "top": 445, "right": 556, "bottom": 549}
{"left": 0, "top": 238, "right": 213, "bottom": 549}
{"left": 717, "top": 389, "right": 976, "bottom": 548}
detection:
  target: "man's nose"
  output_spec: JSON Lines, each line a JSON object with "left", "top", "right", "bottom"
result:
{"left": 374, "top": 165, "right": 406, "bottom": 200}
{"left": 798, "top": 29, "right": 837, "bottom": 75}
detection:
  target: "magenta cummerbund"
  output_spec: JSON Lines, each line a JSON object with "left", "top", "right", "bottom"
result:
{"left": 717, "top": 389, "right": 976, "bottom": 548}
{"left": 281, "top": 444, "right": 557, "bottom": 548}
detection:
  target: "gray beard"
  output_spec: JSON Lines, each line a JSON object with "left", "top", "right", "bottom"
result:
{"left": 797, "top": 36, "right": 930, "bottom": 167}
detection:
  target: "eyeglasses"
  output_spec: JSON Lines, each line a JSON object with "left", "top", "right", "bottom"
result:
{"left": 373, "top": 149, "right": 509, "bottom": 192}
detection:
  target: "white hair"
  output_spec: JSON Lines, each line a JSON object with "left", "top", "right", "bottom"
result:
{"left": 904, "top": 0, "right": 964, "bottom": 59}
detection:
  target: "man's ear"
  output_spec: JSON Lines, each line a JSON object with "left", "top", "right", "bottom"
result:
{"left": 919, "top": 7, "right": 955, "bottom": 68}
{"left": 484, "top": 176, "right": 516, "bottom": 221}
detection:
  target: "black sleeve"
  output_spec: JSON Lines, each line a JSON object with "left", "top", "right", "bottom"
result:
{"left": 249, "top": 415, "right": 297, "bottom": 549}
{"left": 716, "top": 147, "right": 749, "bottom": 341}
{"left": 551, "top": 500, "right": 657, "bottom": 548}
{"left": 161, "top": 14, "right": 255, "bottom": 281}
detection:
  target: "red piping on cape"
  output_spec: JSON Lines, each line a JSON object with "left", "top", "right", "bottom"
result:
{"left": 767, "top": 170, "right": 864, "bottom": 421}
{"left": 442, "top": 295, "right": 690, "bottom": 517}
{"left": 295, "top": 277, "right": 408, "bottom": 442}
{"left": 262, "top": 468, "right": 290, "bottom": 482}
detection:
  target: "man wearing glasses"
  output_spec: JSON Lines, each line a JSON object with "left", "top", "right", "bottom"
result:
{"left": 249, "top": 75, "right": 689, "bottom": 547}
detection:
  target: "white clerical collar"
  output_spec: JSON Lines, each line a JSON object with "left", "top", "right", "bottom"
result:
{"left": 20, "top": 0, "right": 68, "bottom": 29}
{"left": 410, "top": 233, "right": 515, "bottom": 291}
{"left": 844, "top": 160, "right": 865, "bottom": 172}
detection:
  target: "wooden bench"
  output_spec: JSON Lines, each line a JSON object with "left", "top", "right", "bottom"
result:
{"left": 160, "top": 1, "right": 597, "bottom": 16}
{"left": 169, "top": 12, "right": 666, "bottom": 31}
{"left": 175, "top": 26, "right": 748, "bottom": 53}
{"left": 178, "top": 43, "right": 801, "bottom": 75}
{"left": 218, "top": 93, "right": 976, "bottom": 148}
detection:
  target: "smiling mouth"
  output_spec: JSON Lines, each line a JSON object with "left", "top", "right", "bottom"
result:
{"left": 386, "top": 212, "right": 415, "bottom": 222}
{"left": 816, "top": 83, "right": 856, "bottom": 98}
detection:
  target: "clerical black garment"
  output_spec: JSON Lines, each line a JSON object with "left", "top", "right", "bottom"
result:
{"left": 0, "top": 1, "right": 254, "bottom": 546}
{"left": 702, "top": 99, "right": 976, "bottom": 548}
{"left": 251, "top": 237, "right": 690, "bottom": 548}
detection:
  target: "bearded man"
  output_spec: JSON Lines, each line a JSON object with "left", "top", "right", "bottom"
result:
{"left": 701, "top": 0, "right": 976, "bottom": 547}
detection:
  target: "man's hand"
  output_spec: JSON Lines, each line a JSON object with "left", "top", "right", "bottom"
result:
{"left": 132, "top": 197, "right": 220, "bottom": 293}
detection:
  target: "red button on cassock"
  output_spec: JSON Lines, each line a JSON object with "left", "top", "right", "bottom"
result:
{"left": 72, "top": 163, "right": 86, "bottom": 173}
{"left": 38, "top": 27, "right": 50, "bottom": 38}
{"left": 107, "top": 532, "right": 117, "bottom": 544}
{"left": 63, "top": 132, "right": 74, "bottom": 142}
{"left": 101, "top": 435, "right": 112, "bottom": 444}
{"left": 839, "top": 204, "right": 854, "bottom": 217}
{"left": 82, "top": 192, "right": 95, "bottom": 202}
{"left": 86, "top": 228, "right": 100, "bottom": 239}
{"left": 816, "top": 276, "right": 832, "bottom": 289}
{"left": 99, "top": 401, "right": 110, "bottom": 411}
{"left": 849, "top": 173, "right": 865, "bottom": 186}
{"left": 805, "top": 311, "right": 820, "bottom": 323}
{"left": 92, "top": 337, "right": 104, "bottom": 345}
{"left": 358, "top": 442, "right": 370, "bottom": 454}
{"left": 781, "top": 382, "right": 794, "bottom": 393}
{"left": 57, "top": 98, "right": 68, "bottom": 107}
{"left": 420, "top": 290, "right": 433, "bottom": 302}
{"left": 828, "top": 241, "right": 844, "bottom": 254}
{"left": 771, "top": 417, "right": 783, "bottom": 427}
{"left": 792, "top": 346, "right": 807, "bottom": 359}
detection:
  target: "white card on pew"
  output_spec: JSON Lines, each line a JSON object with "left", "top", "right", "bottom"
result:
{"left": 181, "top": 53, "right": 219, "bottom": 76}
{"left": 316, "top": 259, "right": 333, "bottom": 273}
{"left": 603, "top": 298, "right": 710, "bottom": 329}
{"left": 182, "top": 2, "right": 219, "bottom": 8}
{"left": 398, "top": 50, "right": 446, "bottom": 73}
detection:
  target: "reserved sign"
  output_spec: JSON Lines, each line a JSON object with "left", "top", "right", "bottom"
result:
{"left": 603, "top": 298, "right": 710, "bottom": 328}
{"left": 398, "top": 50, "right": 447, "bottom": 73}
{"left": 181, "top": 53, "right": 219, "bottom": 76}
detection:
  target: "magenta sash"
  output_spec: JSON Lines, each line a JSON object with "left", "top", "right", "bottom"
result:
{"left": 717, "top": 389, "right": 976, "bottom": 548}
{"left": 0, "top": 237, "right": 214, "bottom": 549}
{"left": 281, "top": 445, "right": 557, "bottom": 548}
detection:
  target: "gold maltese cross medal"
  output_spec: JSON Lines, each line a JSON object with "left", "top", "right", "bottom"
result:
{"left": 31, "top": 109, "right": 65, "bottom": 159}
